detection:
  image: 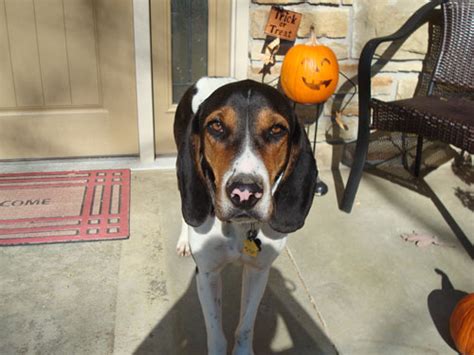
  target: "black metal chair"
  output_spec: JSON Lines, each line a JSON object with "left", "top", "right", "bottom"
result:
{"left": 340, "top": 0, "right": 474, "bottom": 213}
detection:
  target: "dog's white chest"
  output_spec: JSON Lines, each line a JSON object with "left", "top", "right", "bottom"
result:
{"left": 188, "top": 217, "right": 287, "bottom": 271}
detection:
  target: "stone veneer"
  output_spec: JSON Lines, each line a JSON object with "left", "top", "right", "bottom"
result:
{"left": 249, "top": 0, "right": 429, "bottom": 147}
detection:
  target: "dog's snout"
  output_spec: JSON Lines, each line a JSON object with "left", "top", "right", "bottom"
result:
{"left": 226, "top": 175, "right": 264, "bottom": 209}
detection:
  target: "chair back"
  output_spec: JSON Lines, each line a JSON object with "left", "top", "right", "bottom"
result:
{"left": 432, "top": 0, "right": 474, "bottom": 91}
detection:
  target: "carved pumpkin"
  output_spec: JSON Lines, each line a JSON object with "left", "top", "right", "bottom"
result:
{"left": 450, "top": 293, "right": 474, "bottom": 355}
{"left": 280, "top": 28, "right": 339, "bottom": 104}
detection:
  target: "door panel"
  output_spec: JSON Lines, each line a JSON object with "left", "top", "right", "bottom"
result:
{"left": 0, "top": 0, "right": 138, "bottom": 160}
{"left": 4, "top": 0, "right": 44, "bottom": 107}
{"left": 0, "top": 1, "right": 15, "bottom": 107}
{"left": 63, "top": 0, "right": 101, "bottom": 106}
{"left": 35, "top": 0, "right": 71, "bottom": 106}
{"left": 152, "top": 0, "right": 231, "bottom": 155}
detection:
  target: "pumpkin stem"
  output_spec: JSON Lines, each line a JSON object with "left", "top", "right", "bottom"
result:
{"left": 435, "top": 268, "right": 455, "bottom": 291}
{"left": 307, "top": 25, "right": 318, "bottom": 46}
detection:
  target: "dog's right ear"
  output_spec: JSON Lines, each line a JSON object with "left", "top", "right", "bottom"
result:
{"left": 175, "top": 94, "right": 212, "bottom": 227}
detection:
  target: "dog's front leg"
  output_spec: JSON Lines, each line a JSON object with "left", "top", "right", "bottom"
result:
{"left": 196, "top": 268, "right": 227, "bottom": 355}
{"left": 233, "top": 265, "right": 270, "bottom": 355}
{"left": 176, "top": 217, "right": 191, "bottom": 256}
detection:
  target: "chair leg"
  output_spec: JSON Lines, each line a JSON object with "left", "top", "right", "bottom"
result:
{"left": 414, "top": 135, "right": 423, "bottom": 177}
{"left": 340, "top": 113, "right": 371, "bottom": 213}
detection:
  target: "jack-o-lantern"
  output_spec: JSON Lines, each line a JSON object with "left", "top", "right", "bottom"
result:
{"left": 281, "top": 28, "right": 339, "bottom": 104}
{"left": 450, "top": 293, "right": 474, "bottom": 355}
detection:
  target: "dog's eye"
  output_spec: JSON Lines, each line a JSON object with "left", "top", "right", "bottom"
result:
{"left": 207, "top": 119, "right": 225, "bottom": 136}
{"left": 269, "top": 124, "right": 287, "bottom": 138}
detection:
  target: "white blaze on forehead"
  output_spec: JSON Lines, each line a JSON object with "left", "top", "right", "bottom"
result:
{"left": 234, "top": 144, "right": 261, "bottom": 174}
{"left": 192, "top": 77, "right": 237, "bottom": 114}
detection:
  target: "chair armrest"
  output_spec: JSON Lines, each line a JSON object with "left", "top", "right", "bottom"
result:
{"left": 358, "top": 0, "right": 445, "bottom": 123}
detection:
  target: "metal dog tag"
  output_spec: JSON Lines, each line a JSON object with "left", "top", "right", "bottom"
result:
{"left": 243, "top": 239, "right": 260, "bottom": 257}
{"left": 243, "top": 228, "right": 262, "bottom": 257}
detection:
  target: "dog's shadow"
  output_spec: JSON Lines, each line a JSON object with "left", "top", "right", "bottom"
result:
{"left": 134, "top": 264, "right": 337, "bottom": 354}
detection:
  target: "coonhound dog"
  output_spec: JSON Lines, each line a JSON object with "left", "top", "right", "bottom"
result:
{"left": 173, "top": 77, "right": 317, "bottom": 355}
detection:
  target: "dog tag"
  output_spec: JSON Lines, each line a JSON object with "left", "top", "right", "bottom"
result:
{"left": 243, "top": 229, "right": 262, "bottom": 257}
{"left": 243, "top": 239, "right": 260, "bottom": 257}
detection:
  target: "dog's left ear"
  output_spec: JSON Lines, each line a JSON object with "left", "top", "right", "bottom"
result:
{"left": 269, "top": 117, "right": 318, "bottom": 234}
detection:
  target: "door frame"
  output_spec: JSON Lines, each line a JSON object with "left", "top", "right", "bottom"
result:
{"left": 132, "top": 0, "right": 249, "bottom": 165}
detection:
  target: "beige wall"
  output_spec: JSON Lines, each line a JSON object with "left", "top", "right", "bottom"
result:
{"left": 248, "top": 0, "right": 429, "bottom": 143}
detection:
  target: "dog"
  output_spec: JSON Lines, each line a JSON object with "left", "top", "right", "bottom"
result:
{"left": 174, "top": 77, "right": 317, "bottom": 355}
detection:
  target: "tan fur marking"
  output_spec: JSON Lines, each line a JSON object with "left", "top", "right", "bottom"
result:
{"left": 255, "top": 109, "right": 290, "bottom": 184}
{"left": 203, "top": 106, "right": 237, "bottom": 133}
{"left": 202, "top": 106, "right": 238, "bottom": 215}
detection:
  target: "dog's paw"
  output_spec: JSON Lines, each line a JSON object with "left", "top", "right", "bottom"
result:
{"left": 176, "top": 239, "right": 191, "bottom": 257}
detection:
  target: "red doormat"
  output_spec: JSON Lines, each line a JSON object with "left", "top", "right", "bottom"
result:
{"left": 0, "top": 169, "right": 130, "bottom": 246}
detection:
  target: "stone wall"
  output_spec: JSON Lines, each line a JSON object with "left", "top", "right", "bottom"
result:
{"left": 249, "top": 0, "right": 429, "bottom": 145}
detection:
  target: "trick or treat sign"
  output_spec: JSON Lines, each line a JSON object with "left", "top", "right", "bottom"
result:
{"left": 259, "top": 7, "right": 302, "bottom": 78}
{"left": 264, "top": 6, "right": 302, "bottom": 41}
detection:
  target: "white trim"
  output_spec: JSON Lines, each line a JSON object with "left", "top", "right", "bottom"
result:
{"left": 0, "top": 156, "right": 176, "bottom": 173}
{"left": 231, "top": 0, "right": 250, "bottom": 80}
{"left": 133, "top": 0, "right": 155, "bottom": 163}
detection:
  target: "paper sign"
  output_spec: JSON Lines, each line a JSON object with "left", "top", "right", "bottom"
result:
{"left": 264, "top": 7, "right": 302, "bottom": 41}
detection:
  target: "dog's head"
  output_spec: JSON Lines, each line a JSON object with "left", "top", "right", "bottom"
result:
{"left": 175, "top": 78, "right": 317, "bottom": 234}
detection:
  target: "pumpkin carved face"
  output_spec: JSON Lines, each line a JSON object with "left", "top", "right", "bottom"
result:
{"left": 281, "top": 43, "right": 339, "bottom": 104}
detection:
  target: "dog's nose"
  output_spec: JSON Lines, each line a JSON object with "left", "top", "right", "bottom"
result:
{"left": 226, "top": 175, "right": 263, "bottom": 209}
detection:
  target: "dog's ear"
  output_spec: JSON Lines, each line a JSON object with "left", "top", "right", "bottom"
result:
{"left": 269, "top": 116, "right": 317, "bottom": 234}
{"left": 176, "top": 106, "right": 212, "bottom": 227}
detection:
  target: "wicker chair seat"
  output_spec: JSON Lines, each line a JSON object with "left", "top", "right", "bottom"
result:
{"left": 371, "top": 96, "right": 474, "bottom": 154}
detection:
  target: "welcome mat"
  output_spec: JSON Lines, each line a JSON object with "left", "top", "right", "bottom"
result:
{"left": 0, "top": 169, "right": 130, "bottom": 246}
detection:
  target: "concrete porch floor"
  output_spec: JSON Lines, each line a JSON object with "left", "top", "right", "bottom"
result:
{"left": 0, "top": 161, "right": 472, "bottom": 354}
